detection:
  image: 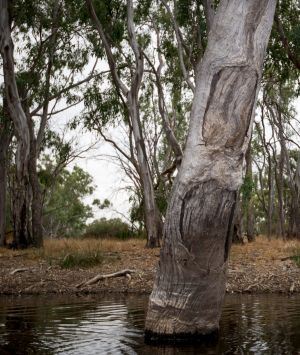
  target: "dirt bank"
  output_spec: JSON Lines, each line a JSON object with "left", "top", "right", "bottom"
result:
{"left": 0, "top": 237, "right": 299, "bottom": 295}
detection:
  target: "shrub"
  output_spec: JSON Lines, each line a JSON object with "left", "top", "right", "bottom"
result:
{"left": 84, "top": 218, "right": 136, "bottom": 240}
{"left": 58, "top": 249, "right": 103, "bottom": 269}
{"left": 292, "top": 249, "right": 300, "bottom": 267}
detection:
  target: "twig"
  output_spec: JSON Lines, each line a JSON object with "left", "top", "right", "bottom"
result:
{"left": 76, "top": 269, "right": 136, "bottom": 288}
{"left": 10, "top": 268, "right": 30, "bottom": 275}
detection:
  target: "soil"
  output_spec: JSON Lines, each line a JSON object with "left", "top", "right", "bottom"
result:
{"left": 0, "top": 237, "right": 299, "bottom": 296}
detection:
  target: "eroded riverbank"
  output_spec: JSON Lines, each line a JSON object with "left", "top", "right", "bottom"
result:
{"left": 0, "top": 237, "right": 299, "bottom": 295}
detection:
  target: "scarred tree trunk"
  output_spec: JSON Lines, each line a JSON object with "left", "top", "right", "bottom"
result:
{"left": 0, "top": 0, "right": 31, "bottom": 248}
{"left": 145, "top": 0, "right": 277, "bottom": 340}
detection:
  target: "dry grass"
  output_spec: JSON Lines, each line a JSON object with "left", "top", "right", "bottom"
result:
{"left": 0, "top": 238, "right": 146, "bottom": 259}
{"left": 1, "top": 235, "right": 299, "bottom": 267}
{"left": 230, "top": 235, "right": 300, "bottom": 265}
{"left": 35, "top": 238, "right": 147, "bottom": 268}
{"left": 43, "top": 238, "right": 146, "bottom": 254}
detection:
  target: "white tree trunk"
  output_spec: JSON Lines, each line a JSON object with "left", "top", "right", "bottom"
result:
{"left": 145, "top": 0, "right": 277, "bottom": 340}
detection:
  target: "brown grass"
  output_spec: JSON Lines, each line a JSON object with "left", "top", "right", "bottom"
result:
{"left": 43, "top": 238, "right": 146, "bottom": 254}
{"left": 0, "top": 235, "right": 299, "bottom": 265}
{"left": 0, "top": 238, "right": 146, "bottom": 258}
{"left": 230, "top": 235, "right": 300, "bottom": 265}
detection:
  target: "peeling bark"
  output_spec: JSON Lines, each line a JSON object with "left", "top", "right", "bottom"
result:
{"left": 145, "top": 0, "right": 277, "bottom": 340}
{"left": 0, "top": 0, "right": 31, "bottom": 248}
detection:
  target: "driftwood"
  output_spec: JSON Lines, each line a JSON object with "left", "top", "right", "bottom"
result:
{"left": 10, "top": 267, "right": 30, "bottom": 275}
{"left": 76, "top": 269, "right": 136, "bottom": 288}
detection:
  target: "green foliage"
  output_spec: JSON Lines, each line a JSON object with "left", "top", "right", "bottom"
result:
{"left": 92, "top": 198, "right": 111, "bottom": 209}
{"left": 40, "top": 161, "right": 95, "bottom": 238}
{"left": 85, "top": 218, "right": 136, "bottom": 240}
{"left": 265, "top": 0, "right": 300, "bottom": 85}
{"left": 292, "top": 249, "right": 300, "bottom": 268}
{"left": 240, "top": 175, "right": 255, "bottom": 207}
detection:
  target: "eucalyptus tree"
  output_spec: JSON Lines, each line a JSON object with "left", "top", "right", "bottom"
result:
{"left": 0, "top": 0, "right": 32, "bottom": 247}
{"left": 2, "top": 0, "right": 96, "bottom": 247}
{"left": 85, "top": 0, "right": 164, "bottom": 247}
{"left": 145, "top": 0, "right": 277, "bottom": 341}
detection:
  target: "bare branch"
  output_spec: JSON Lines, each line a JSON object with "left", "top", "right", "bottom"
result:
{"left": 161, "top": 0, "right": 195, "bottom": 92}
{"left": 143, "top": 48, "right": 182, "bottom": 163}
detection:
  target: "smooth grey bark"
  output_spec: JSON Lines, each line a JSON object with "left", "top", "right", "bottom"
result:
{"left": 145, "top": 0, "right": 277, "bottom": 340}
{"left": 0, "top": 0, "right": 31, "bottom": 248}
{"left": 86, "top": 0, "right": 162, "bottom": 248}
{"left": 21, "top": 93, "right": 44, "bottom": 248}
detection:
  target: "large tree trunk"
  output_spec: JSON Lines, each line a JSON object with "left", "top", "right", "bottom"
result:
{"left": 145, "top": 0, "right": 277, "bottom": 341}
{"left": 26, "top": 111, "right": 43, "bottom": 248}
{"left": 0, "top": 0, "right": 31, "bottom": 248}
{"left": 18, "top": 82, "right": 44, "bottom": 248}
{"left": 28, "top": 139, "right": 43, "bottom": 247}
{"left": 0, "top": 98, "right": 12, "bottom": 246}
{"left": 0, "top": 143, "right": 8, "bottom": 247}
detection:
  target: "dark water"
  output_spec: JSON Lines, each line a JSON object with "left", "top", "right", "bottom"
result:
{"left": 0, "top": 294, "right": 299, "bottom": 354}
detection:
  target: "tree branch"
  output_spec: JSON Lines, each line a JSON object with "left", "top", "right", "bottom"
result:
{"left": 161, "top": 0, "right": 195, "bottom": 92}
{"left": 203, "top": 0, "right": 215, "bottom": 34}
{"left": 85, "top": 0, "right": 129, "bottom": 95}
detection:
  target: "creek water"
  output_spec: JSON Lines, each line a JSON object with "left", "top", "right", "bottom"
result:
{"left": 0, "top": 294, "right": 299, "bottom": 354}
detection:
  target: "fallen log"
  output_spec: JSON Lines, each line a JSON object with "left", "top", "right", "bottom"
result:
{"left": 76, "top": 269, "right": 136, "bottom": 288}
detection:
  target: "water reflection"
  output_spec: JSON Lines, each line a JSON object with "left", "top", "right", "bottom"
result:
{"left": 0, "top": 294, "right": 299, "bottom": 354}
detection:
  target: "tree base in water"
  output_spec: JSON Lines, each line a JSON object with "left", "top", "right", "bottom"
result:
{"left": 144, "top": 328, "right": 219, "bottom": 345}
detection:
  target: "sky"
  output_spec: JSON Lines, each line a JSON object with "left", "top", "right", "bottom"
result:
{"left": 52, "top": 100, "right": 132, "bottom": 223}
{"left": 60, "top": 95, "right": 300, "bottom": 224}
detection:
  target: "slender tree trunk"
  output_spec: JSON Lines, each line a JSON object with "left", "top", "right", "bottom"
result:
{"left": 232, "top": 196, "right": 244, "bottom": 244}
{"left": 145, "top": 0, "right": 277, "bottom": 340}
{"left": 267, "top": 156, "right": 274, "bottom": 239}
{"left": 275, "top": 147, "right": 285, "bottom": 238}
{"left": 27, "top": 117, "right": 43, "bottom": 247}
{"left": 275, "top": 110, "right": 300, "bottom": 237}
{"left": 0, "top": 0, "right": 31, "bottom": 248}
{"left": 128, "top": 98, "right": 162, "bottom": 248}
{"left": 85, "top": 0, "right": 162, "bottom": 247}
{"left": 245, "top": 143, "right": 255, "bottom": 242}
